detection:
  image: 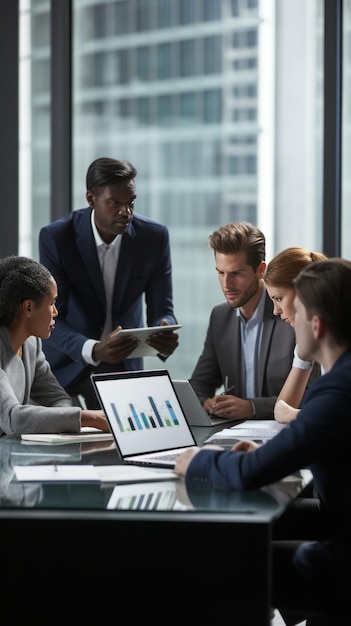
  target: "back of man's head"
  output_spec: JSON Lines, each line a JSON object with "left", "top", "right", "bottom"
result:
{"left": 208, "top": 221, "right": 266, "bottom": 271}
{"left": 294, "top": 258, "right": 351, "bottom": 349}
{"left": 86, "top": 157, "right": 137, "bottom": 192}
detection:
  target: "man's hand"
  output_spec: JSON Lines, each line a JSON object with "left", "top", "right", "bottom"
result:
{"left": 92, "top": 326, "right": 140, "bottom": 364}
{"left": 231, "top": 440, "right": 261, "bottom": 452}
{"left": 174, "top": 444, "right": 225, "bottom": 477}
{"left": 204, "top": 394, "right": 253, "bottom": 421}
{"left": 147, "top": 319, "right": 179, "bottom": 357}
{"left": 174, "top": 447, "right": 200, "bottom": 476}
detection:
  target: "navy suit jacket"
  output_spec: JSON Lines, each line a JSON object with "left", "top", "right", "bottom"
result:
{"left": 186, "top": 351, "right": 351, "bottom": 590}
{"left": 39, "top": 208, "right": 177, "bottom": 389}
{"left": 190, "top": 293, "right": 296, "bottom": 418}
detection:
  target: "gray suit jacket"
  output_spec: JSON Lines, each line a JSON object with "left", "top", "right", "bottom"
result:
{"left": 189, "top": 293, "right": 296, "bottom": 419}
{"left": 0, "top": 327, "right": 80, "bottom": 436}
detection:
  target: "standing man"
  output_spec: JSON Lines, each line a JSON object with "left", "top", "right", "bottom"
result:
{"left": 39, "top": 157, "right": 179, "bottom": 408}
{"left": 189, "top": 222, "right": 295, "bottom": 421}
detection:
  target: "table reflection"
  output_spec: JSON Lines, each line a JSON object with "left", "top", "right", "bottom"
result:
{"left": 0, "top": 434, "right": 310, "bottom": 514}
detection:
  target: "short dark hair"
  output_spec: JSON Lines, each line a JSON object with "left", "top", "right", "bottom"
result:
{"left": 294, "top": 258, "right": 351, "bottom": 349}
{"left": 0, "top": 256, "right": 53, "bottom": 326}
{"left": 208, "top": 222, "right": 266, "bottom": 271}
{"left": 86, "top": 158, "right": 137, "bottom": 194}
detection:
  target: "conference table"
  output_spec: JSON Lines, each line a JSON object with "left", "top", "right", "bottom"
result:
{"left": 0, "top": 425, "right": 310, "bottom": 626}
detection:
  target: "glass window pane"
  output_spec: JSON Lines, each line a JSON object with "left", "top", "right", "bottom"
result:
{"left": 19, "top": 0, "right": 51, "bottom": 257}
{"left": 70, "top": 0, "right": 324, "bottom": 379}
{"left": 157, "top": 43, "right": 172, "bottom": 79}
{"left": 180, "top": 39, "right": 197, "bottom": 76}
{"left": 17, "top": 0, "right": 325, "bottom": 382}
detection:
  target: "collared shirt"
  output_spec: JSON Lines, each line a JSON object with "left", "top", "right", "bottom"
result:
{"left": 91, "top": 209, "right": 122, "bottom": 270}
{"left": 82, "top": 210, "right": 122, "bottom": 365}
{"left": 237, "top": 286, "right": 266, "bottom": 399}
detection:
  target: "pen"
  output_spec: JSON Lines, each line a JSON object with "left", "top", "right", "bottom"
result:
{"left": 223, "top": 376, "right": 234, "bottom": 395}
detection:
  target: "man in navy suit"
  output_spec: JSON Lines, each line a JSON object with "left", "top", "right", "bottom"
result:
{"left": 39, "top": 157, "right": 178, "bottom": 408}
{"left": 176, "top": 258, "right": 351, "bottom": 623}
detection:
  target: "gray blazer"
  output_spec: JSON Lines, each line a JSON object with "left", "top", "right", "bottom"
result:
{"left": 0, "top": 327, "right": 80, "bottom": 436}
{"left": 189, "top": 292, "right": 296, "bottom": 419}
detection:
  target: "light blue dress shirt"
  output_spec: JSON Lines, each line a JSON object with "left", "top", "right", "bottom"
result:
{"left": 237, "top": 286, "right": 266, "bottom": 399}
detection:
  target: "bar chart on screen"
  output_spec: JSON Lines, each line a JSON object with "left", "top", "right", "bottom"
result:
{"left": 109, "top": 395, "right": 181, "bottom": 433}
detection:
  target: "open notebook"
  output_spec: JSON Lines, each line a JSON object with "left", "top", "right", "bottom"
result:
{"left": 90, "top": 369, "right": 197, "bottom": 468}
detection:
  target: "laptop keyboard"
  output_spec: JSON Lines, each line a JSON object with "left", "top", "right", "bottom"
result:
{"left": 146, "top": 453, "right": 179, "bottom": 462}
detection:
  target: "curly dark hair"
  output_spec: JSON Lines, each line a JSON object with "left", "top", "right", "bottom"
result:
{"left": 0, "top": 256, "right": 53, "bottom": 326}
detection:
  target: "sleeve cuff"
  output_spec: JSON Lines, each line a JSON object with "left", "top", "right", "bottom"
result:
{"left": 82, "top": 339, "right": 100, "bottom": 366}
{"left": 292, "top": 345, "right": 314, "bottom": 370}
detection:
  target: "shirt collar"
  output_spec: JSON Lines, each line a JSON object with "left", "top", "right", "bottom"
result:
{"left": 91, "top": 209, "right": 121, "bottom": 248}
{"left": 236, "top": 283, "right": 266, "bottom": 322}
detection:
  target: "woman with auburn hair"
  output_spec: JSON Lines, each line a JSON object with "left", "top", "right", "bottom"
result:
{"left": 264, "top": 247, "right": 328, "bottom": 423}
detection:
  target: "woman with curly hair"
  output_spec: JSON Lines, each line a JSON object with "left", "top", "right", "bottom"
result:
{"left": 0, "top": 255, "right": 109, "bottom": 435}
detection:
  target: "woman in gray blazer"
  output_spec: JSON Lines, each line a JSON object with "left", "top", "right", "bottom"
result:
{"left": 0, "top": 256, "right": 109, "bottom": 436}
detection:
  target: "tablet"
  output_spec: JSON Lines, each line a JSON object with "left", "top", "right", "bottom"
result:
{"left": 115, "top": 324, "right": 182, "bottom": 358}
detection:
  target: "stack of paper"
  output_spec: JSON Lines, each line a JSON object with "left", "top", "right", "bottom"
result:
{"left": 204, "top": 420, "right": 286, "bottom": 444}
{"left": 21, "top": 427, "right": 114, "bottom": 445}
{"left": 14, "top": 464, "right": 178, "bottom": 484}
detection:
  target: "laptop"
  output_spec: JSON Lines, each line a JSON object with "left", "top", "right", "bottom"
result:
{"left": 172, "top": 380, "right": 235, "bottom": 427}
{"left": 90, "top": 369, "right": 198, "bottom": 468}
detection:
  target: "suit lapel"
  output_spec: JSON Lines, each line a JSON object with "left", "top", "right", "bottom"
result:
{"left": 75, "top": 210, "right": 106, "bottom": 307}
{"left": 233, "top": 314, "right": 242, "bottom": 393}
{"left": 257, "top": 294, "right": 275, "bottom": 392}
{"left": 112, "top": 221, "right": 137, "bottom": 312}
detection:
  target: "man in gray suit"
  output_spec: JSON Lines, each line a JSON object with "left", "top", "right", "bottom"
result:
{"left": 190, "top": 222, "right": 295, "bottom": 421}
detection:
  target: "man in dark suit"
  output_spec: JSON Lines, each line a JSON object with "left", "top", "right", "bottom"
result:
{"left": 176, "top": 258, "right": 351, "bottom": 624}
{"left": 189, "top": 221, "right": 296, "bottom": 421}
{"left": 39, "top": 157, "right": 179, "bottom": 408}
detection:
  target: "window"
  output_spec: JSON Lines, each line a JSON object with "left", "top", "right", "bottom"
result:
{"left": 19, "top": 0, "right": 326, "bottom": 381}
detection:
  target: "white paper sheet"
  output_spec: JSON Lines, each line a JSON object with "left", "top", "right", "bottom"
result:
{"left": 14, "top": 464, "right": 100, "bottom": 482}
{"left": 14, "top": 464, "right": 178, "bottom": 484}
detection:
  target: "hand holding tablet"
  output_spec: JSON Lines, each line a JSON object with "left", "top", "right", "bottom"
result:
{"left": 115, "top": 324, "right": 182, "bottom": 358}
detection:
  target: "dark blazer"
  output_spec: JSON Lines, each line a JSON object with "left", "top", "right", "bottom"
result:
{"left": 39, "top": 208, "right": 177, "bottom": 389}
{"left": 189, "top": 293, "right": 296, "bottom": 418}
{"left": 185, "top": 351, "right": 351, "bottom": 602}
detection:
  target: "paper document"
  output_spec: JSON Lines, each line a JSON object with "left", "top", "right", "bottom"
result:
{"left": 96, "top": 465, "right": 179, "bottom": 483}
{"left": 205, "top": 420, "right": 286, "bottom": 444}
{"left": 13, "top": 463, "right": 178, "bottom": 484}
{"left": 14, "top": 465, "right": 100, "bottom": 482}
{"left": 21, "top": 427, "right": 113, "bottom": 445}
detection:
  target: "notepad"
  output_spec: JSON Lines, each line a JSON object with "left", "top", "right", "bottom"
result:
{"left": 13, "top": 464, "right": 178, "bottom": 484}
{"left": 14, "top": 465, "right": 100, "bottom": 482}
{"left": 21, "top": 427, "right": 113, "bottom": 445}
{"left": 205, "top": 420, "right": 286, "bottom": 444}
{"left": 95, "top": 465, "right": 179, "bottom": 483}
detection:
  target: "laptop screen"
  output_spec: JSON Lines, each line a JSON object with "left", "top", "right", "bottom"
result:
{"left": 91, "top": 369, "right": 196, "bottom": 459}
